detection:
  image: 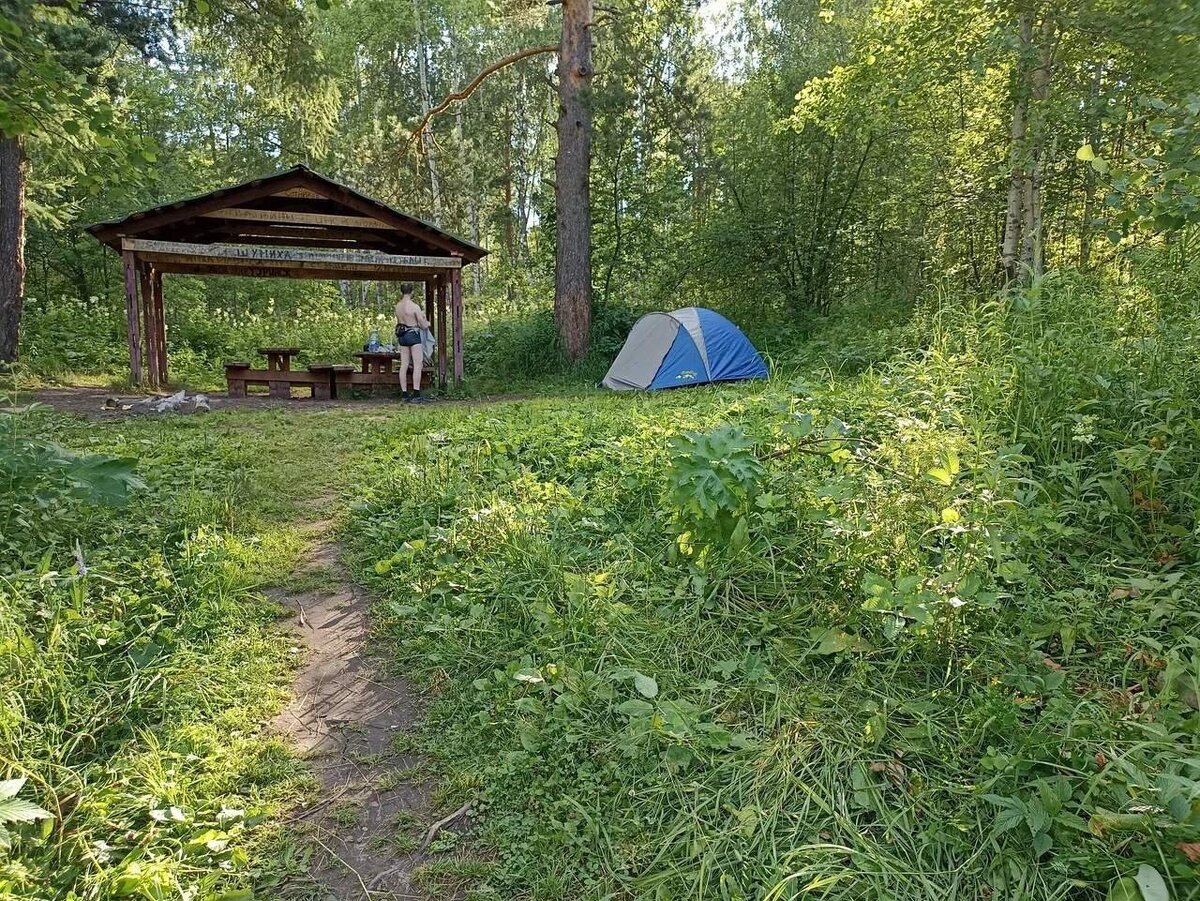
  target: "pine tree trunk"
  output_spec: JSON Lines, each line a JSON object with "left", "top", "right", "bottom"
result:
{"left": 554, "top": 0, "right": 594, "bottom": 362}
{"left": 455, "top": 105, "right": 482, "bottom": 296}
{"left": 413, "top": 0, "right": 443, "bottom": 223}
{"left": 0, "top": 135, "right": 26, "bottom": 364}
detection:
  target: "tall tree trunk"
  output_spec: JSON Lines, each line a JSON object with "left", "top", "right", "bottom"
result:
{"left": 1021, "top": 15, "right": 1055, "bottom": 278}
{"left": 1000, "top": 12, "right": 1032, "bottom": 284}
{"left": 455, "top": 105, "right": 481, "bottom": 296}
{"left": 503, "top": 103, "right": 515, "bottom": 305}
{"left": 554, "top": 0, "right": 593, "bottom": 362}
{"left": 413, "top": 0, "right": 443, "bottom": 223}
{"left": 1079, "top": 61, "right": 1102, "bottom": 269}
{"left": 0, "top": 135, "right": 26, "bottom": 364}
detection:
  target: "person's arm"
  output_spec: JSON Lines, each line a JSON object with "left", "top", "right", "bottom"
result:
{"left": 419, "top": 307, "right": 431, "bottom": 329}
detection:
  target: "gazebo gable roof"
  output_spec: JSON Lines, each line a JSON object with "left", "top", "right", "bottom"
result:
{"left": 85, "top": 165, "right": 487, "bottom": 262}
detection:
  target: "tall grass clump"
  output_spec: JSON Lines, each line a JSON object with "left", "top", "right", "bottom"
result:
{"left": 347, "top": 267, "right": 1199, "bottom": 900}
{"left": 0, "top": 403, "right": 314, "bottom": 898}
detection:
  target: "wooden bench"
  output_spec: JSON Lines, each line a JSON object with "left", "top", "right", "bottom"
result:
{"left": 307, "top": 363, "right": 356, "bottom": 399}
{"left": 224, "top": 361, "right": 345, "bottom": 400}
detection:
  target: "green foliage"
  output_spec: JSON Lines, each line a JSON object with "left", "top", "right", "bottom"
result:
{"left": 345, "top": 271, "right": 1200, "bottom": 899}
{"left": 1, "top": 399, "right": 145, "bottom": 554}
{"left": 1098, "top": 94, "right": 1200, "bottom": 236}
{"left": 666, "top": 426, "right": 763, "bottom": 552}
{"left": 0, "top": 780, "right": 52, "bottom": 853}
{"left": 0, "top": 404, "right": 357, "bottom": 897}
{"left": 464, "top": 299, "right": 643, "bottom": 386}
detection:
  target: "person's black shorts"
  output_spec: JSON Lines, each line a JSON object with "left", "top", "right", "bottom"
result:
{"left": 396, "top": 325, "right": 421, "bottom": 347}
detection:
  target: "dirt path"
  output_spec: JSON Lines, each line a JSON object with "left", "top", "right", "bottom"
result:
{"left": 271, "top": 521, "right": 455, "bottom": 900}
{"left": 24, "top": 385, "right": 537, "bottom": 420}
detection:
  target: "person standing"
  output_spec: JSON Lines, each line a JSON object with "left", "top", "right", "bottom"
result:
{"left": 394, "top": 283, "right": 432, "bottom": 403}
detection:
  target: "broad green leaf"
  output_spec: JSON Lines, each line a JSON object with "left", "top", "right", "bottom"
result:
{"left": 616, "top": 699, "right": 654, "bottom": 717}
{"left": 0, "top": 797, "right": 53, "bottom": 824}
{"left": 0, "top": 779, "right": 24, "bottom": 802}
{"left": 1024, "top": 798, "right": 1051, "bottom": 836}
{"left": 729, "top": 516, "right": 749, "bottom": 551}
{"left": 812, "top": 627, "right": 872, "bottom": 655}
{"left": 1108, "top": 878, "right": 1140, "bottom": 901}
{"left": 633, "top": 673, "right": 659, "bottom": 699}
{"left": 1076, "top": 144, "right": 1096, "bottom": 161}
{"left": 1134, "top": 865, "right": 1168, "bottom": 901}
{"left": 662, "top": 745, "right": 693, "bottom": 772}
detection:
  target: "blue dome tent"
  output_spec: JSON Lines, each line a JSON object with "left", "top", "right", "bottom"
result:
{"left": 602, "top": 307, "right": 768, "bottom": 391}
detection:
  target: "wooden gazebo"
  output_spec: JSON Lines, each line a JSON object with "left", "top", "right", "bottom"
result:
{"left": 86, "top": 165, "right": 487, "bottom": 390}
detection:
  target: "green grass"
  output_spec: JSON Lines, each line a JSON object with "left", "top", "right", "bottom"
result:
{"left": 342, "top": 274, "right": 1200, "bottom": 899}
{"left": 3, "top": 268, "right": 1198, "bottom": 899}
{"left": 0, "top": 403, "right": 368, "bottom": 898}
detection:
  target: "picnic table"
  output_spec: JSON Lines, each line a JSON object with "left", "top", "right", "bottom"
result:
{"left": 351, "top": 350, "right": 421, "bottom": 393}
{"left": 225, "top": 347, "right": 350, "bottom": 400}
{"left": 259, "top": 347, "right": 301, "bottom": 373}
{"left": 353, "top": 350, "right": 401, "bottom": 377}
{"left": 224, "top": 348, "right": 423, "bottom": 400}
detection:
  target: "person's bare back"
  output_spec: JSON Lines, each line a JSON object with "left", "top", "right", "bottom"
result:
{"left": 394, "top": 285, "right": 430, "bottom": 402}
{"left": 395, "top": 296, "right": 429, "bottom": 330}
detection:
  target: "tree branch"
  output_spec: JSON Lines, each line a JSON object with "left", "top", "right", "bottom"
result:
{"left": 408, "top": 44, "right": 559, "bottom": 146}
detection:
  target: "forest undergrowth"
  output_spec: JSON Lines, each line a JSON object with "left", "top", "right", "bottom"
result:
{"left": 1, "top": 268, "right": 1198, "bottom": 899}
{"left": 347, "top": 271, "right": 1200, "bottom": 900}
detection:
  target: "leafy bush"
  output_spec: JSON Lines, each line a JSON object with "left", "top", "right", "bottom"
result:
{"left": 20, "top": 284, "right": 385, "bottom": 388}
{"left": 464, "top": 299, "right": 644, "bottom": 385}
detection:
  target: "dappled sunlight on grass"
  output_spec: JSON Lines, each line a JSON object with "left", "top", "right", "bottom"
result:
{"left": 342, "top": 278, "right": 1200, "bottom": 899}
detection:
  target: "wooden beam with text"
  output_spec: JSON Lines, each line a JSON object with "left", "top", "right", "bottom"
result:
{"left": 121, "top": 239, "right": 464, "bottom": 273}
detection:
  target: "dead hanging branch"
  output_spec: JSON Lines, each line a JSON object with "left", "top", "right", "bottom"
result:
{"left": 408, "top": 44, "right": 559, "bottom": 146}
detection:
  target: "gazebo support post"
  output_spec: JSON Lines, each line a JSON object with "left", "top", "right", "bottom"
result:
{"left": 451, "top": 267, "right": 463, "bottom": 386}
{"left": 139, "top": 263, "right": 160, "bottom": 389}
{"left": 423, "top": 278, "right": 435, "bottom": 325}
{"left": 151, "top": 268, "right": 168, "bottom": 385}
{"left": 436, "top": 275, "right": 448, "bottom": 389}
{"left": 122, "top": 249, "right": 144, "bottom": 386}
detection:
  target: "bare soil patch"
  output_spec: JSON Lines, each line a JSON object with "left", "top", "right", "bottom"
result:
{"left": 24, "top": 385, "right": 536, "bottom": 420}
{"left": 271, "top": 523, "right": 446, "bottom": 900}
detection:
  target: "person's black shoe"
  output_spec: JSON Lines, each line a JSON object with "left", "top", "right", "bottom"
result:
{"left": 401, "top": 390, "right": 412, "bottom": 403}
{"left": 410, "top": 391, "right": 432, "bottom": 404}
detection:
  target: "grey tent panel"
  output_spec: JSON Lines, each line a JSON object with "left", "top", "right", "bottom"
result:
{"left": 601, "top": 312, "right": 680, "bottom": 390}
{"left": 669, "top": 307, "right": 709, "bottom": 373}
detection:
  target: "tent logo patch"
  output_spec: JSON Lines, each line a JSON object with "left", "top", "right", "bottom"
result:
{"left": 676, "top": 370, "right": 698, "bottom": 381}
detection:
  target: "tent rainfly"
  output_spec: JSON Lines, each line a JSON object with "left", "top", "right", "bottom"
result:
{"left": 86, "top": 165, "right": 487, "bottom": 390}
{"left": 602, "top": 307, "right": 768, "bottom": 391}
